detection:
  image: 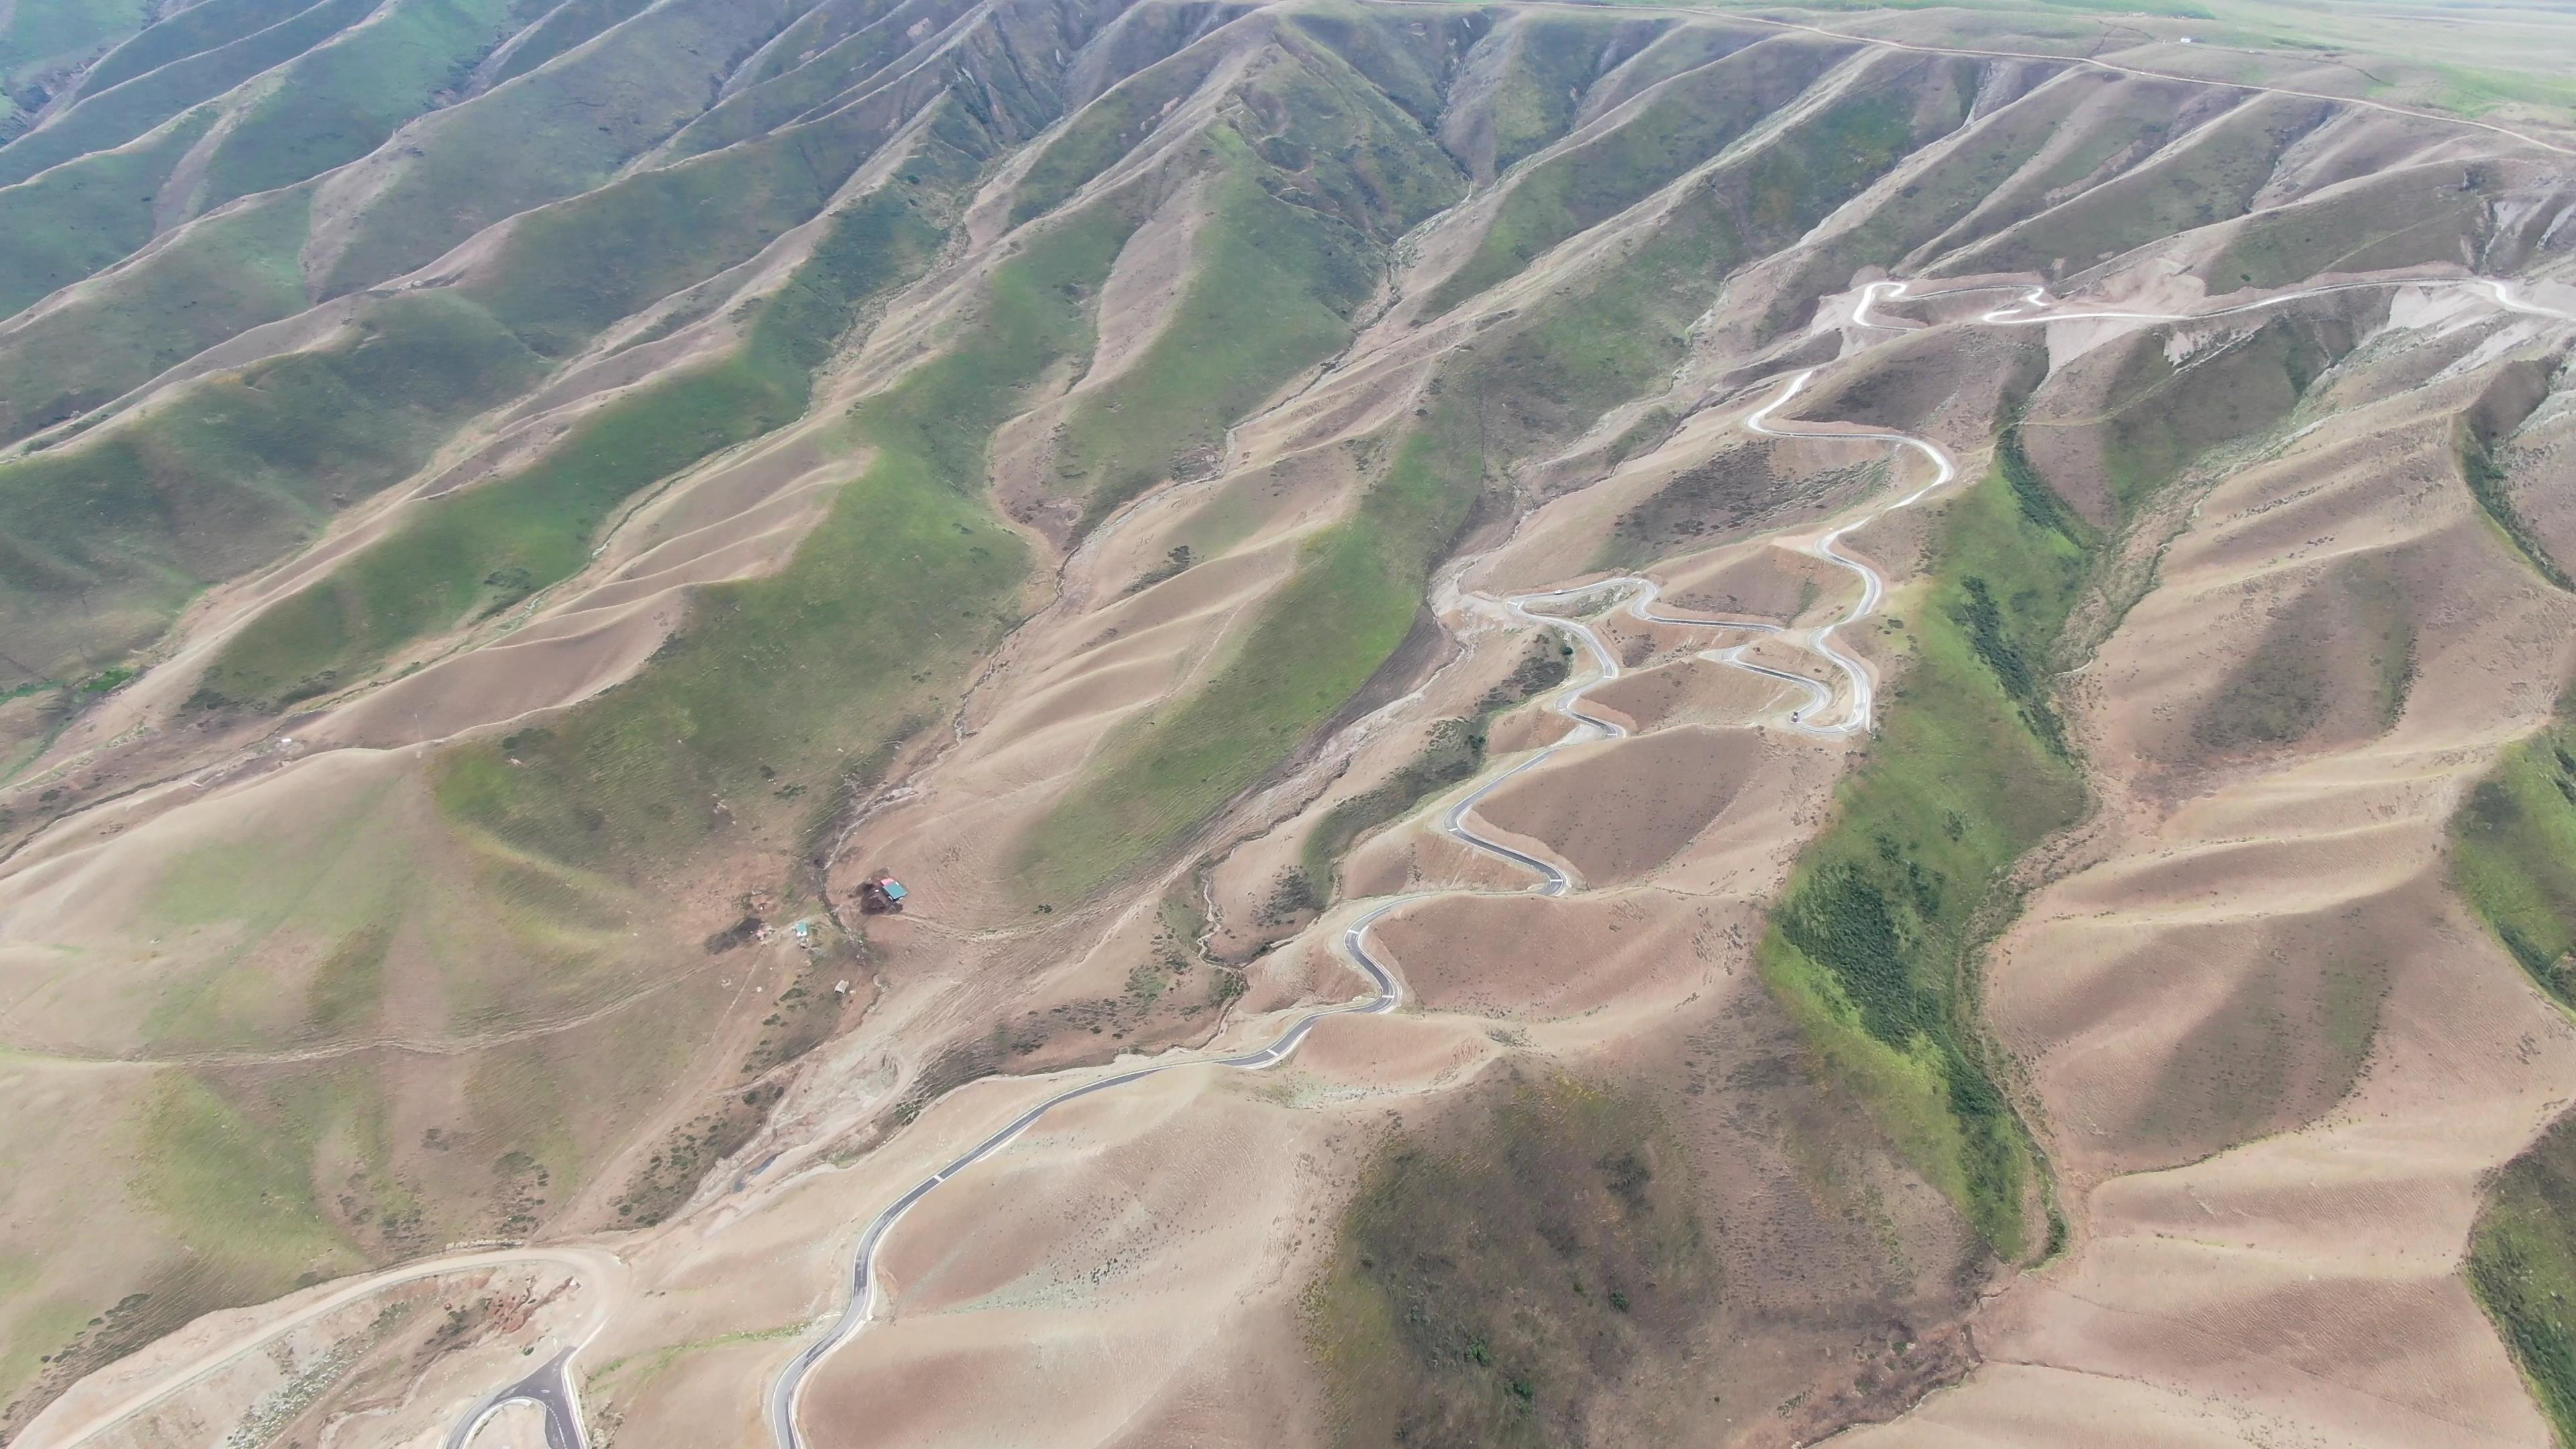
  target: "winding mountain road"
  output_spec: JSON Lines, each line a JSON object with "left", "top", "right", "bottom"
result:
{"left": 1851, "top": 273, "right": 2576, "bottom": 332}
{"left": 757, "top": 265, "right": 2575, "bottom": 1436}
{"left": 52, "top": 266, "right": 2563, "bottom": 1449}
{"left": 760, "top": 366, "right": 1957, "bottom": 1448}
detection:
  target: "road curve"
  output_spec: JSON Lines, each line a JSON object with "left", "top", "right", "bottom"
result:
{"left": 23, "top": 1248, "right": 618, "bottom": 1449}
{"left": 763, "top": 907, "right": 1407, "bottom": 1449}
{"left": 1743, "top": 370, "right": 1960, "bottom": 735}
{"left": 446, "top": 1347, "right": 585, "bottom": 1449}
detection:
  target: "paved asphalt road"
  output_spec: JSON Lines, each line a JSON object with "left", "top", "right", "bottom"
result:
{"left": 445, "top": 1347, "right": 584, "bottom": 1449}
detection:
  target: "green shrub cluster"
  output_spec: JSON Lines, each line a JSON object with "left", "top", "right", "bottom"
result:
{"left": 2469, "top": 1112, "right": 2576, "bottom": 1444}
{"left": 1758, "top": 431, "right": 2098, "bottom": 1257}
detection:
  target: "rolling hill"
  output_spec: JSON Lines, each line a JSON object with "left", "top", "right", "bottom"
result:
{"left": 3, "top": 0, "right": 2575, "bottom": 1445}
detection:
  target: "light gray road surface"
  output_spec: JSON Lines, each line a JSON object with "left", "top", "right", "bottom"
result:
{"left": 446, "top": 1347, "right": 584, "bottom": 1449}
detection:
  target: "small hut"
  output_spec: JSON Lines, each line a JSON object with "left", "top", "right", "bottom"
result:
{"left": 858, "top": 873, "right": 909, "bottom": 914}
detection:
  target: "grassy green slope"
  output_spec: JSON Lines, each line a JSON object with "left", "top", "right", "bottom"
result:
{"left": 659, "top": 0, "right": 972, "bottom": 163}
{"left": 2202, "top": 162, "right": 2500, "bottom": 292}
{"left": 1054, "top": 152, "right": 1376, "bottom": 533}
{"left": 1421, "top": 34, "right": 1849, "bottom": 317}
{"left": 189, "top": 0, "right": 537, "bottom": 212}
{"left": 1758, "top": 430, "right": 2094, "bottom": 1258}
{"left": 479, "top": 0, "right": 658, "bottom": 89}
{"left": 0, "top": 181, "right": 315, "bottom": 446}
{"left": 309, "top": 0, "right": 807, "bottom": 297}
{"left": 1022, "top": 419, "right": 1484, "bottom": 904}
{"left": 78, "top": 0, "right": 319, "bottom": 95}
{"left": 1, "top": 0, "right": 151, "bottom": 83}
{"left": 2452, "top": 708, "right": 2576, "bottom": 1009}
{"left": 0, "top": 290, "right": 548, "bottom": 678}
{"left": 1008, "top": 44, "right": 1228, "bottom": 226}
{"left": 455, "top": 101, "right": 910, "bottom": 360}
{"left": 437, "top": 131, "right": 1125, "bottom": 875}
{"left": 1949, "top": 91, "right": 2333, "bottom": 278}
{"left": 1480, "top": 13, "right": 1653, "bottom": 175}
{"left": 2471, "top": 1107, "right": 2576, "bottom": 1446}
{"left": 1274, "top": 7, "right": 1472, "bottom": 134}
{"left": 1044, "top": 32, "right": 1466, "bottom": 531}
{"left": 0, "top": 106, "right": 217, "bottom": 318}
{"left": 2051, "top": 313, "right": 2341, "bottom": 519}
{"left": 196, "top": 180, "right": 957, "bottom": 712}
{"left": 0, "top": 0, "right": 376, "bottom": 190}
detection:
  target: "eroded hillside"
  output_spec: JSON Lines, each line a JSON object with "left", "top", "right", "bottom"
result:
{"left": 3, "top": 0, "right": 2576, "bottom": 1446}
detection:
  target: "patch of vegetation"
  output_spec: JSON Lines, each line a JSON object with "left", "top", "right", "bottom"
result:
{"left": 0, "top": 182, "right": 315, "bottom": 448}
{"left": 458, "top": 89, "right": 922, "bottom": 360}
{"left": 2193, "top": 555, "right": 2414, "bottom": 756}
{"left": 196, "top": 182, "right": 951, "bottom": 712}
{"left": 582, "top": 1319, "right": 804, "bottom": 1397}
{"left": 2468, "top": 1108, "right": 2576, "bottom": 1446}
{"left": 1, "top": 286, "right": 548, "bottom": 680}
{"left": 480, "top": 0, "right": 658, "bottom": 91}
{"left": 2124, "top": 941, "right": 2390, "bottom": 1157}
{"left": 739, "top": 957, "right": 851, "bottom": 1077}
{"left": 1008, "top": 45, "right": 1228, "bottom": 225}
{"left": 1482, "top": 15, "right": 1629, "bottom": 175}
{"left": 2464, "top": 433, "right": 2572, "bottom": 592}
{"left": 76, "top": 0, "right": 315, "bottom": 94}
{"left": 309, "top": 0, "right": 852, "bottom": 297}
{"left": 1307, "top": 1073, "right": 1717, "bottom": 1447}
{"left": 1732, "top": 85, "right": 1933, "bottom": 246}
{"left": 1295, "top": 638, "right": 1574, "bottom": 900}
{"left": 303, "top": 922, "right": 393, "bottom": 1036}
{"left": 1020, "top": 417, "right": 1483, "bottom": 900}
{"left": 2452, "top": 706, "right": 2576, "bottom": 1008}
{"left": 2046, "top": 313, "right": 2345, "bottom": 521}
{"left": 2198, "top": 629, "right": 2327, "bottom": 752}
{"left": 2205, "top": 168, "right": 2493, "bottom": 292}
{"left": 1759, "top": 437, "right": 2100, "bottom": 1258}
{"left": 2, "top": 0, "right": 152, "bottom": 95}
{"left": 1603, "top": 407, "right": 1679, "bottom": 466}
{"left": 1051, "top": 127, "right": 1398, "bottom": 535}
{"left": 1124, "top": 545, "right": 1197, "bottom": 596}
{"left": 1955, "top": 95, "right": 2330, "bottom": 280}
{"left": 435, "top": 127, "right": 1099, "bottom": 875}
{"left": 1422, "top": 35, "right": 1843, "bottom": 315}
{"left": 133, "top": 1072, "right": 362, "bottom": 1287}
{"left": 1599, "top": 447, "right": 1880, "bottom": 570}
{"left": 612, "top": 1081, "right": 785, "bottom": 1226}
{"left": 74, "top": 666, "right": 137, "bottom": 696}
{"left": 189, "top": 0, "right": 529, "bottom": 212}
{"left": 0, "top": 105, "right": 216, "bottom": 319}
{"left": 0, "top": 0, "right": 376, "bottom": 190}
